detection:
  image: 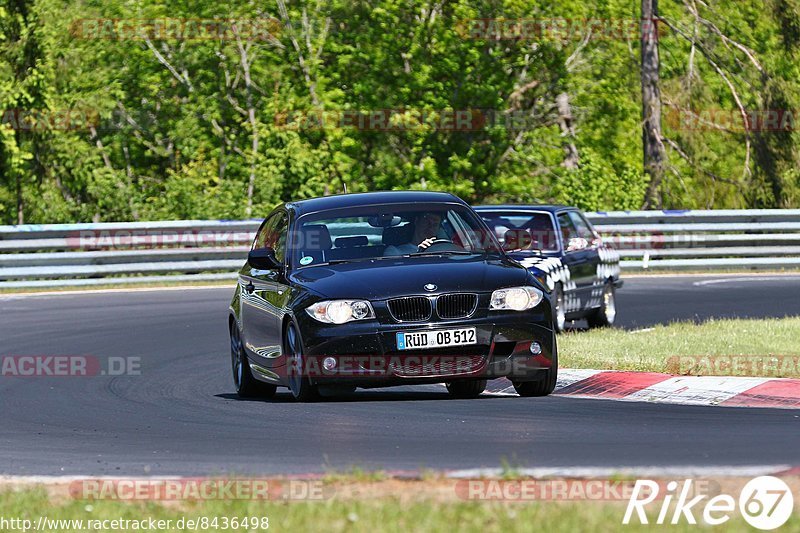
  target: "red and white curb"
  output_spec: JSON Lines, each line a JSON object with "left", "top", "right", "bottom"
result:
{"left": 485, "top": 369, "right": 800, "bottom": 408}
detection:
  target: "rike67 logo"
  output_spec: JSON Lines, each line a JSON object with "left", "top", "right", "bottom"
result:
{"left": 623, "top": 476, "right": 794, "bottom": 530}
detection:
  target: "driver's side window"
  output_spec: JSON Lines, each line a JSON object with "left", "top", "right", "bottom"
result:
{"left": 568, "top": 211, "right": 598, "bottom": 242}
{"left": 252, "top": 219, "right": 271, "bottom": 251}
{"left": 557, "top": 213, "right": 584, "bottom": 252}
{"left": 252, "top": 213, "right": 288, "bottom": 263}
{"left": 272, "top": 216, "right": 288, "bottom": 263}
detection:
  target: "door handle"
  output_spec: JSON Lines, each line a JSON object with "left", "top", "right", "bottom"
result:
{"left": 245, "top": 281, "right": 255, "bottom": 294}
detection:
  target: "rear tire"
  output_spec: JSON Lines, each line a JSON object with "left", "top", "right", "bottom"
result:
{"left": 285, "top": 322, "right": 320, "bottom": 402}
{"left": 587, "top": 283, "right": 616, "bottom": 328}
{"left": 513, "top": 342, "right": 558, "bottom": 397}
{"left": 230, "top": 321, "right": 277, "bottom": 399}
{"left": 446, "top": 380, "right": 487, "bottom": 399}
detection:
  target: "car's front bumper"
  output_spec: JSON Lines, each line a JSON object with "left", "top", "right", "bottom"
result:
{"left": 294, "top": 311, "right": 555, "bottom": 386}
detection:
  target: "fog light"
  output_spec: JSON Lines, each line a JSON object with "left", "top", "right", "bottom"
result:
{"left": 322, "top": 357, "right": 337, "bottom": 371}
{"left": 530, "top": 342, "right": 542, "bottom": 355}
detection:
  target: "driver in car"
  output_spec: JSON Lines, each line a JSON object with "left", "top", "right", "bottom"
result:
{"left": 384, "top": 212, "right": 444, "bottom": 255}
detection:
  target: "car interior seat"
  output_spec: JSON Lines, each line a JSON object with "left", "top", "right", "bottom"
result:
{"left": 382, "top": 223, "right": 415, "bottom": 247}
{"left": 297, "top": 224, "right": 332, "bottom": 264}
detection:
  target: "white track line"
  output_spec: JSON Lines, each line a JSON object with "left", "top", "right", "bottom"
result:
{"left": 693, "top": 276, "right": 800, "bottom": 286}
{"left": 624, "top": 272, "right": 800, "bottom": 280}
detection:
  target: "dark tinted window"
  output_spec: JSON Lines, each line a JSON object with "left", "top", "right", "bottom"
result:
{"left": 252, "top": 216, "right": 276, "bottom": 251}
{"left": 253, "top": 213, "right": 288, "bottom": 262}
{"left": 568, "top": 211, "right": 597, "bottom": 240}
{"left": 271, "top": 216, "right": 289, "bottom": 262}
{"left": 480, "top": 212, "right": 559, "bottom": 251}
{"left": 558, "top": 212, "right": 589, "bottom": 252}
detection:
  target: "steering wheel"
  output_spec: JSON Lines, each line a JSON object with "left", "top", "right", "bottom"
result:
{"left": 418, "top": 238, "right": 463, "bottom": 252}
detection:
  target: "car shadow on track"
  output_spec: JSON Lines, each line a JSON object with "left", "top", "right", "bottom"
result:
{"left": 215, "top": 389, "right": 515, "bottom": 403}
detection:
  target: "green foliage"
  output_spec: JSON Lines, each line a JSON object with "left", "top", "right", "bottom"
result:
{"left": 0, "top": 0, "right": 798, "bottom": 224}
{"left": 553, "top": 151, "right": 648, "bottom": 211}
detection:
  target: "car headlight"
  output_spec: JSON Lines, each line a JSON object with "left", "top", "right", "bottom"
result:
{"left": 305, "top": 300, "right": 375, "bottom": 324}
{"left": 490, "top": 286, "right": 543, "bottom": 311}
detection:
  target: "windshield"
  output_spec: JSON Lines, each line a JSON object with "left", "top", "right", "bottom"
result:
{"left": 479, "top": 211, "right": 560, "bottom": 252}
{"left": 292, "top": 203, "right": 502, "bottom": 268}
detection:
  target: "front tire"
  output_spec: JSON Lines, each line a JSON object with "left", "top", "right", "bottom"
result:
{"left": 587, "top": 283, "right": 616, "bottom": 328}
{"left": 230, "top": 321, "right": 277, "bottom": 398}
{"left": 513, "top": 341, "right": 558, "bottom": 397}
{"left": 285, "top": 322, "right": 320, "bottom": 402}
{"left": 552, "top": 283, "right": 566, "bottom": 333}
{"left": 446, "top": 379, "right": 487, "bottom": 399}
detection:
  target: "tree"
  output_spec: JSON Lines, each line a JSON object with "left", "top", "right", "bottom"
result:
{"left": 641, "top": 0, "right": 666, "bottom": 208}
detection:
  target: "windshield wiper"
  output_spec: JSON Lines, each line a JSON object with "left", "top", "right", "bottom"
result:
{"left": 306, "top": 251, "right": 481, "bottom": 266}
{"left": 312, "top": 255, "right": 407, "bottom": 266}
{"left": 411, "top": 250, "right": 478, "bottom": 257}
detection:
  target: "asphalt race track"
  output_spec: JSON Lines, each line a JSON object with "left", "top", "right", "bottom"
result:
{"left": 613, "top": 274, "right": 800, "bottom": 328}
{"left": 1, "top": 274, "right": 799, "bottom": 476}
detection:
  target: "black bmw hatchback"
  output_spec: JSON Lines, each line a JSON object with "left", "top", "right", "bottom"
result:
{"left": 228, "top": 191, "right": 556, "bottom": 401}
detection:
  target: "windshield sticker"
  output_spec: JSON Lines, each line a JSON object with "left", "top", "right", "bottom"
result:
{"left": 300, "top": 256, "right": 314, "bottom": 265}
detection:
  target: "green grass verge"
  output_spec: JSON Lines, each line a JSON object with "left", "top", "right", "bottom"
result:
{"left": 560, "top": 317, "right": 800, "bottom": 376}
{"left": 2, "top": 487, "right": 795, "bottom": 533}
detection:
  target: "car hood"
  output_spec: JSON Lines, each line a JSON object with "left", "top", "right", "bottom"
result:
{"left": 289, "top": 254, "right": 530, "bottom": 300}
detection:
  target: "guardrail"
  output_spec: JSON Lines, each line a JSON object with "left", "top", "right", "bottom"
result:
{"left": 0, "top": 220, "right": 258, "bottom": 289}
{"left": 1, "top": 210, "right": 798, "bottom": 288}
{"left": 586, "top": 209, "right": 800, "bottom": 271}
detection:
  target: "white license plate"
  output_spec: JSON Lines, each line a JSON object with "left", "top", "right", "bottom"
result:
{"left": 396, "top": 327, "right": 477, "bottom": 350}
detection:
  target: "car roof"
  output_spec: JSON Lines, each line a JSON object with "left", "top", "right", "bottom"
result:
{"left": 474, "top": 204, "right": 574, "bottom": 214}
{"left": 286, "top": 191, "right": 467, "bottom": 216}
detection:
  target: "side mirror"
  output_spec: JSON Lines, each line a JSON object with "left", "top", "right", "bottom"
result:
{"left": 503, "top": 229, "right": 536, "bottom": 252}
{"left": 248, "top": 248, "right": 282, "bottom": 270}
